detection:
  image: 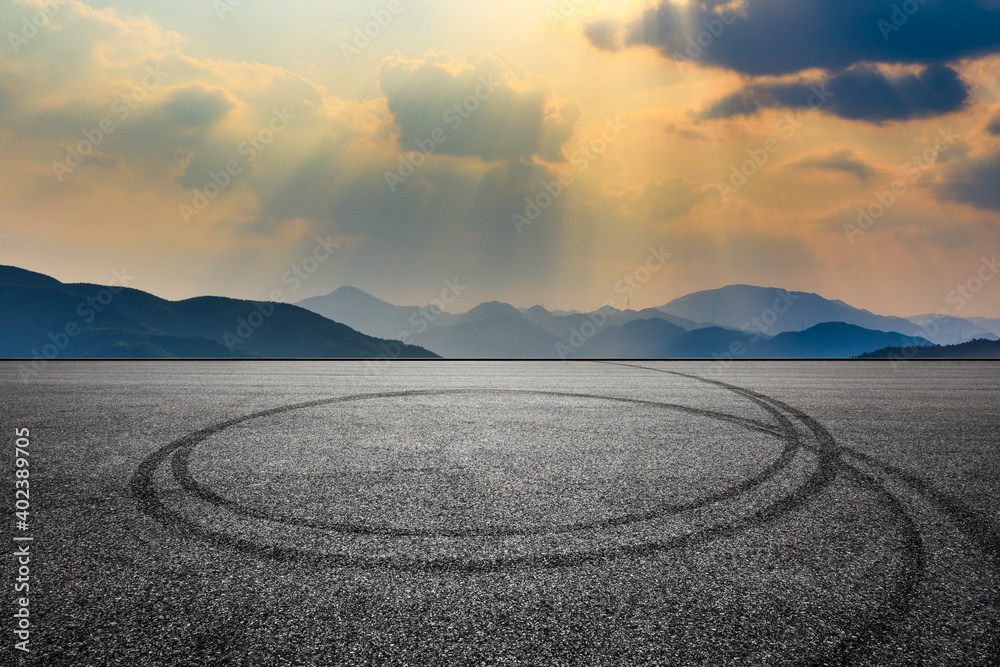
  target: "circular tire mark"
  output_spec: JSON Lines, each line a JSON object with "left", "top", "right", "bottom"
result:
{"left": 130, "top": 363, "right": 1000, "bottom": 662}
{"left": 132, "top": 385, "right": 832, "bottom": 571}
{"left": 173, "top": 389, "right": 793, "bottom": 538}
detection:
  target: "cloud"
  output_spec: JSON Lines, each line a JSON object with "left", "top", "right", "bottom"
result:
{"left": 0, "top": 0, "right": 183, "bottom": 82}
{"left": 249, "top": 152, "right": 576, "bottom": 295}
{"left": 989, "top": 115, "right": 1000, "bottom": 135}
{"left": 0, "top": 2, "right": 322, "bottom": 169}
{"left": 0, "top": 0, "right": 587, "bottom": 292}
{"left": 936, "top": 151, "right": 1000, "bottom": 211}
{"left": 583, "top": 18, "right": 624, "bottom": 52}
{"left": 664, "top": 123, "right": 710, "bottom": 141}
{"left": 698, "top": 66, "right": 970, "bottom": 123}
{"left": 935, "top": 139, "right": 971, "bottom": 165}
{"left": 593, "top": 0, "right": 1000, "bottom": 77}
{"left": 159, "top": 87, "right": 234, "bottom": 128}
{"left": 377, "top": 52, "right": 582, "bottom": 163}
{"left": 785, "top": 148, "right": 876, "bottom": 181}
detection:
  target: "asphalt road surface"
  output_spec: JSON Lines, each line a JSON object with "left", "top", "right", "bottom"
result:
{"left": 1, "top": 361, "right": 998, "bottom": 665}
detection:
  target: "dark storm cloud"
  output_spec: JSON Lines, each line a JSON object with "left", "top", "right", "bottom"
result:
{"left": 937, "top": 151, "right": 1000, "bottom": 211}
{"left": 602, "top": 0, "right": 1000, "bottom": 77}
{"left": 698, "top": 66, "right": 969, "bottom": 123}
{"left": 786, "top": 149, "right": 876, "bottom": 181}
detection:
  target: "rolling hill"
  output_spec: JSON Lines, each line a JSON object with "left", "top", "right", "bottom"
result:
{"left": 0, "top": 265, "right": 437, "bottom": 359}
{"left": 859, "top": 338, "right": 1000, "bottom": 359}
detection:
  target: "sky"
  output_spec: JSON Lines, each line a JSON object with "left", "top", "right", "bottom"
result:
{"left": 1, "top": 0, "right": 999, "bottom": 317}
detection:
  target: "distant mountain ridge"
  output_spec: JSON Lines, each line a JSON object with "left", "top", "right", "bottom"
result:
{"left": 295, "top": 285, "right": 956, "bottom": 359}
{"left": 575, "top": 320, "right": 932, "bottom": 359}
{"left": 3, "top": 265, "right": 995, "bottom": 360}
{"left": 966, "top": 317, "right": 1000, "bottom": 336}
{"left": 297, "top": 286, "right": 456, "bottom": 340}
{"left": 296, "top": 288, "right": 715, "bottom": 358}
{"left": 904, "top": 313, "right": 1000, "bottom": 344}
{"left": 660, "top": 285, "right": 997, "bottom": 346}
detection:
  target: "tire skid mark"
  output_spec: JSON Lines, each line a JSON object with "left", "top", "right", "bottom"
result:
{"left": 171, "top": 389, "right": 794, "bottom": 538}
{"left": 602, "top": 362, "right": 1000, "bottom": 665}
{"left": 129, "top": 364, "right": 999, "bottom": 661}
{"left": 841, "top": 447, "right": 1000, "bottom": 664}
{"left": 132, "top": 385, "right": 826, "bottom": 571}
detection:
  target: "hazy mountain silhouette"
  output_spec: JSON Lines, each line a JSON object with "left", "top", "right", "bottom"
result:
{"left": 965, "top": 317, "right": 1000, "bottom": 336}
{"left": 414, "top": 302, "right": 561, "bottom": 358}
{"left": 297, "top": 287, "right": 718, "bottom": 357}
{"left": 658, "top": 285, "right": 980, "bottom": 345}
{"left": 297, "top": 286, "right": 456, "bottom": 340}
{"left": 624, "top": 307, "right": 713, "bottom": 330}
{"left": 523, "top": 304, "right": 708, "bottom": 339}
{"left": 756, "top": 322, "right": 933, "bottom": 358}
{"left": 904, "top": 313, "right": 999, "bottom": 344}
{"left": 296, "top": 291, "right": 558, "bottom": 357}
{"left": 297, "top": 285, "right": 963, "bottom": 359}
{"left": 576, "top": 318, "right": 689, "bottom": 358}
{"left": 576, "top": 320, "right": 932, "bottom": 359}
{"left": 859, "top": 338, "right": 1000, "bottom": 359}
{"left": 446, "top": 301, "right": 524, "bottom": 326}
{"left": 0, "top": 265, "right": 437, "bottom": 359}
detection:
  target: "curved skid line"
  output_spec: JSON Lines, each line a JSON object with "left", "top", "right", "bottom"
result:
{"left": 169, "top": 389, "right": 794, "bottom": 538}
{"left": 129, "top": 363, "right": 1000, "bottom": 660}
{"left": 132, "top": 381, "right": 828, "bottom": 572}
{"left": 600, "top": 362, "right": 997, "bottom": 664}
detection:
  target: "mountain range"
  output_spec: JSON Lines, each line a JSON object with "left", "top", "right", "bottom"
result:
{"left": 577, "top": 319, "right": 933, "bottom": 360}
{"left": 0, "top": 265, "right": 436, "bottom": 359}
{"left": 660, "top": 285, "right": 999, "bottom": 344}
{"left": 2, "top": 264, "right": 997, "bottom": 359}
{"left": 295, "top": 284, "right": 994, "bottom": 359}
